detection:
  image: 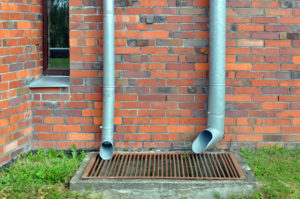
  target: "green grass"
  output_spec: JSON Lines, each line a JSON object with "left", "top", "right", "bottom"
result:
{"left": 0, "top": 146, "right": 299, "bottom": 199}
{"left": 50, "top": 58, "right": 69, "bottom": 69}
{"left": 238, "top": 146, "right": 300, "bottom": 199}
{"left": 0, "top": 145, "right": 88, "bottom": 199}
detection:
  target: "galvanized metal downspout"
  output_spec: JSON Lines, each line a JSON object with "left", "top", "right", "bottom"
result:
{"left": 192, "top": 0, "right": 226, "bottom": 153}
{"left": 100, "top": 0, "right": 115, "bottom": 160}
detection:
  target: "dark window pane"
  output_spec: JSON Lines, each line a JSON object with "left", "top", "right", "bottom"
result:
{"left": 49, "top": 0, "right": 69, "bottom": 69}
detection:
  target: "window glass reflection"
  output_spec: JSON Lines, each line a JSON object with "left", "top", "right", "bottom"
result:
{"left": 49, "top": 0, "right": 69, "bottom": 69}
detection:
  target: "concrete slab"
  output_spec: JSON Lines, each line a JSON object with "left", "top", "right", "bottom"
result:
{"left": 70, "top": 152, "right": 259, "bottom": 199}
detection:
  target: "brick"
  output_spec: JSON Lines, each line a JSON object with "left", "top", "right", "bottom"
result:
{"left": 124, "top": 118, "right": 150, "bottom": 124}
{"left": 282, "top": 127, "right": 300, "bottom": 133}
{"left": 39, "top": 133, "right": 65, "bottom": 141}
{"left": 141, "top": 0, "right": 167, "bottom": 7}
{"left": 35, "top": 125, "right": 51, "bottom": 132}
{"left": 66, "top": 117, "right": 93, "bottom": 124}
{"left": 124, "top": 134, "right": 151, "bottom": 141}
{"left": 264, "top": 135, "right": 289, "bottom": 142}
{"left": 0, "top": 155, "right": 10, "bottom": 165}
{"left": 237, "top": 25, "right": 264, "bottom": 31}
{"left": 152, "top": 134, "right": 179, "bottom": 141}
{"left": 226, "top": 95, "right": 251, "bottom": 102}
{"left": 279, "top": 96, "right": 300, "bottom": 102}
{"left": 180, "top": 118, "right": 206, "bottom": 125}
{"left": 252, "top": 95, "right": 278, "bottom": 102}
{"left": 265, "top": 9, "right": 291, "bottom": 16}
{"left": 67, "top": 133, "right": 95, "bottom": 140}
{"left": 293, "top": 119, "right": 300, "bottom": 125}
{"left": 179, "top": 8, "right": 206, "bottom": 15}
{"left": 139, "top": 126, "right": 166, "bottom": 133}
{"left": 262, "top": 103, "right": 288, "bottom": 110}
{"left": 252, "top": 1, "right": 278, "bottom": 8}
{"left": 226, "top": 126, "right": 252, "bottom": 134}
{"left": 253, "top": 64, "right": 280, "bottom": 72}
{"left": 227, "top": 1, "right": 249, "bottom": 8}
{"left": 237, "top": 118, "right": 262, "bottom": 125}
{"left": 290, "top": 135, "right": 300, "bottom": 141}
{"left": 280, "top": 17, "right": 300, "bottom": 24}
{"left": 237, "top": 8, "right": 264, "bottom": 15}
{"left": 82, "top": 110, "right": 101, "bottom": 117}
{"left": 252, "top": 80, "right": 278, "bottom": 87}
{"left": 152, "top": 118, "right": 179, "bottom": 125}
{"left": 237, "top": 40, "right": 264, "bottom": 47}
{"left": 265, "top": 56, "right": 291, "bottom": 63}
{"left": 293, "top": 41, "right": 300, "bottom": 47}
{"left": 252, "top": 17, "right": 278, "bottom": 23}
{"left": 252, "top": 32, "right": 278, "bottom": 39}
{"left": 238, "top": 56, "right": 264, "bottom": 63}
{"left": 236, "top": 135, "right": 263, "bottom": 142}
{"left": 166, "top": 110, "right": 193, "bottom": 117}
{"left": 138, "top": 110, "right": 165, "bottom": 117}
{"left": 226, "top": 63, "right": 252, "bottom": 71}
{"left": 268, "top": 72, "right": 291, "bottom": 80}
{"left": 167, "top": 126, "right": 195, "bottom": 133}
{"left": 167, "top": 79, "right": 194, "bottom": 86}
{"left": 115, "top": 31, "right": 140, "bottom": 38}
{"left": 142, "top": 31, "right": 168, "bottom": 39}
{"left": 265, "top": 119, "right": 291, "bottom": 125}
{"left": 278, "top": 110, "right": 300, "bottom": 117}
{"left": 3, "top": 141, "right": 18, "bottom": 154}
{"left": 227, "top": 16, "right": 250, "bottom": 23}
{"left": 265, "top": 40, "right": 291, "bottom": 47}
{"left": 279, "top": 80, "right": 300, "bottom": 87}
{"left": 253, "top": 48, "right": 279, "bottom": 55}
{"left": 151, "top": 102, "right": 177, "bottom": 109}
{"left": 195, "top": 63, "right": 209, "bottom": 70}
{"left": 44, "top": 117, "right": 64, "bottom": 124}
{"left": 151, "top": 55, "right": 178, "bottom": 62}
{"left": 293, "top": 56, "right": 300, "bottom": 63}
{"left": 53, "top": 125, "right": 80, "bottom": 132}
{"left": 227, "top": 48, "right": 250, "bottom": 55}
{"left": 235, "top": 88, "right": 261, "bottom": 94}
{"left": 167, "top": 16, "right": 194, "bottom": 23}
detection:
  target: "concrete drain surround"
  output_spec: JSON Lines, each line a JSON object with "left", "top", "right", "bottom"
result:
{"left": 70, "top": 152, "right": 258, "bottom": 199}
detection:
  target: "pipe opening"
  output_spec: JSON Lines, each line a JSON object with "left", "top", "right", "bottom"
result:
{"left": 100, "top": 141, "right": 113, "bottom": 160}
{"left": 192, "top": 130, "right": 213, "bottom": 153}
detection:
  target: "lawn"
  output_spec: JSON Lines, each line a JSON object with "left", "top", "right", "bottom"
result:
{"left": 239, "top": 146, "right": 300, "bottom": 199}
{"left": 0, "top": 146, "right": 89, "bottom": 199}
{"left": 0, "top": 146, "right": 299, "bottom": 199}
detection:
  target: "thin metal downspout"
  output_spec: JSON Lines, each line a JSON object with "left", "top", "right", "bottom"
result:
{"left": 192, "top": 0, "right": 226, "bottom": 153}
{"left": 100, "top": 0, "right": 115, "bottom": 160}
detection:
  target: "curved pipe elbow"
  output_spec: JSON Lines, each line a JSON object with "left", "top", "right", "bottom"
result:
{"left": 192, "top": 127, "right": 224, "bottom": 153}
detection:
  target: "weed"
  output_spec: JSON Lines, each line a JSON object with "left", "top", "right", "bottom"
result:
{"left": 0, "top": 145, "right": 87, "bottom": 199}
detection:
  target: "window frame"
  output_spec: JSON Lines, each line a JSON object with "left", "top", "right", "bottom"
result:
{"left": 42, "top": 0, "right": 70, "bottom": 76}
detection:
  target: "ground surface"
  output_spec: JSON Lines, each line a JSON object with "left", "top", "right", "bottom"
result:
{"left": 0, "top": 146, "right": 299, "bottom": 199}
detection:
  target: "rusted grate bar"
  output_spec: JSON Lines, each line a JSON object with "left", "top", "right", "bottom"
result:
{"left": 81, "top": 152, "right": 245, "bottom": 180}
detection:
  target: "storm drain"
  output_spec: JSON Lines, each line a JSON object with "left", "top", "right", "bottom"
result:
{"left": 81, "top": 152, "right": 245, "bottom": 180}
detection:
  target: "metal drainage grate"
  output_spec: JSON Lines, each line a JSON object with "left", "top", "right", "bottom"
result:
{"left": 81, "top": 152, "right": 245, "bottom": 180}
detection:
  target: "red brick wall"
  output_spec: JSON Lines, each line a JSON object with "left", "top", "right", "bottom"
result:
{"left": 0, "top": 0, "right": 42, "bottom": 166}
{"left": 31, "top": 0, "right": 300, "bottom": 151}
{"left": 2, "top": 0, "right": 300, "bottom": 167}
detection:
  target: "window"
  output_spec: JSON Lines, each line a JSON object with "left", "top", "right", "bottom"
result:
{"left": 43, "top": 0, "right": 69, "bottom": 75}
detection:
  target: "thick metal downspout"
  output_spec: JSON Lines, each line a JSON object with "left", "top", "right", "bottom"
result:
{"left": 192, "top": 0, "right": 226, "bottom": 153}
{"left": 100, "top": 0, "right": 115, "bottom": 160}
